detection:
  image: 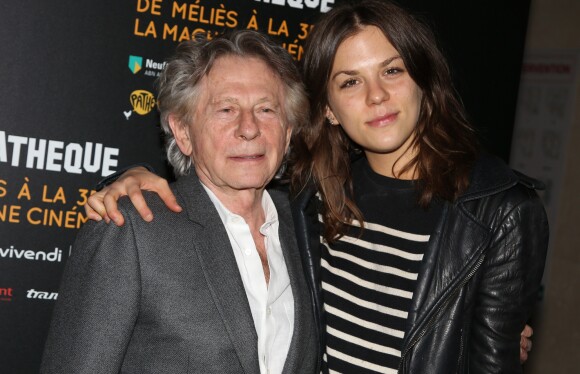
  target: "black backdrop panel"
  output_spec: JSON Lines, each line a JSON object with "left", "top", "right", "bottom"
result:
{"left": 0, "top": 1, "right": 529, "bottom": 372}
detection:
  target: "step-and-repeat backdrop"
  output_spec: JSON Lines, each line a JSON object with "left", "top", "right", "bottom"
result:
{"left": 0, "top": 1, "right": 530, "bottom": 372}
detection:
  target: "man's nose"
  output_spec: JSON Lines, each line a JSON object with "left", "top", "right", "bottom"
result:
{"left": 235, "top": 111, "right": 261, "bottom": 140}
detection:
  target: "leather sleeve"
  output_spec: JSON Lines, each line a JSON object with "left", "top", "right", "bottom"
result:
{"left": 469, "top": 187, "right": 549, "bottom": 373}
{"left": 289, "top": 185, "right": 324, "bottom": 373}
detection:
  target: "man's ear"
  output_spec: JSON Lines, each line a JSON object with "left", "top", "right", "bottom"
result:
{"left": 168, "top": 115, "right": 192, "bottom": 156}
{"left": 325, "top": 106, "right": 339, "bottom": 126}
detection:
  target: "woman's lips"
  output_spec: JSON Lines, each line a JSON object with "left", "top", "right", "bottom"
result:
{"left": 367, "top": 112, "right": 399, "bottom": 127}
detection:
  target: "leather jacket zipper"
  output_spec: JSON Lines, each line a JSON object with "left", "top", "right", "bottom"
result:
{"left": 398, "top": 252, "right": 487, "bottom": 373}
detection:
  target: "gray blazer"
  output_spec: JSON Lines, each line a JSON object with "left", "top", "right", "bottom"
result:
{"left": 40, "top": 172, "right": 318, "bottom": 374}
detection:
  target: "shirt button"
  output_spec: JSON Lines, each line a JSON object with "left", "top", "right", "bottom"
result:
{"left": 266, "top": 306, "right": 272, "bottom": 315}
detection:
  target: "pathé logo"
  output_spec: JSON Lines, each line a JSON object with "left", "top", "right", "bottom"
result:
{"left": 130, "top": 90, "right": 156, "bottom": 115}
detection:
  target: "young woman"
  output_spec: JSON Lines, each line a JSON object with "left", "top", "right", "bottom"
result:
{"left": 86, "top": 1, "right": 546, "bottom": 373}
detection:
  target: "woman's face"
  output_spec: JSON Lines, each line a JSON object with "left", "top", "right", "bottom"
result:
{"left": 325, "top": 25, "right": 423, "bottom": 177}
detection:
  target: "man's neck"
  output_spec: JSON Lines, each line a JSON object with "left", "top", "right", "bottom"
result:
{"left": 199, "top": 179, "right": 270, "bottom": 283}
{"left": 199, "top": 179, "right": 265, "bottom": 231}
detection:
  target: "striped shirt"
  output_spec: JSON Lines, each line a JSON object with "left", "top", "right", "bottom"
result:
{"left": 321, "top": 158, "right": 443, "bottom": 373}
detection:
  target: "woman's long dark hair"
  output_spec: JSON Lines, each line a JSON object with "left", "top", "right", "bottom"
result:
{"left": 290, "top": 0, "right": 479, "bottom": 242}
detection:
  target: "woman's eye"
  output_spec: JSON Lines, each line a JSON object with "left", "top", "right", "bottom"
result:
{"left": 339, "top": 78, "right": 358, "bottom": 89}
{"left": 385, "top": 67, "right": 403, "bottom": 75}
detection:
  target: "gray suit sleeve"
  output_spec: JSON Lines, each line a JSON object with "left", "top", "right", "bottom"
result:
{"left": 40, "top": 215, "right": 141, "bottom": 373}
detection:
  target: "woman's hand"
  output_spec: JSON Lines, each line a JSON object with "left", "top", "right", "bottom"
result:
{"left": 84, "top": 167, "right": 181, "bottom": 226}
{"left": 520, "top": 324, "right": 533, "bottom": 363}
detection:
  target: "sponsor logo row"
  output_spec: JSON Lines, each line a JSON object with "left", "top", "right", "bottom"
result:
{"left": 128, "top": 55, "right": 166, "bottom": 77}
{"left": 0, "top": 287, "right": 58, "bottom": 302}
{"left": 0, "top": 246, "right": 65, "bottom": 262}
{"left": 125, "top": 55, "right": 159, "bottom": 120}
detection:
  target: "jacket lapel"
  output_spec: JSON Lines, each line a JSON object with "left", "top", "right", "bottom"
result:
{"left": 271, "top": 190, "right": 314, "bottom": 374}
{"left": 175, "top": 173, "right": 259, "bottom": 373}
{"left": 403, "top": 202, "right": 490, "bottom": 350}
{"left": 405, "top": 153, "right": 517, "bottom": 339}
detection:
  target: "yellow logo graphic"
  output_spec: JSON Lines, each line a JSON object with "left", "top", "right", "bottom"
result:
{"left": 130, "top": 90, "right": 156, "bottom": 115}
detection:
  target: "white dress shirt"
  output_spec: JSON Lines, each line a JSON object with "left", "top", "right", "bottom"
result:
{"left": 202, "top": 184, "right": 295, "bottom": 374}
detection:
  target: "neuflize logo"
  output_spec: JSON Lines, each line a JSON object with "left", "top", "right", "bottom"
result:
{"left": 0, "top": 246, "right": 63, "bottom": 262}
{"left": 129, "top": 55, "right": 143, "bottom": 74}
{"left": 130, "top": 90, "right": 156, "bottom": 115}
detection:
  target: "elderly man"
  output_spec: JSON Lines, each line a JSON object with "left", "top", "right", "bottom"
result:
{"left": 40, "top": 30, "right": 317, "bottom": 374}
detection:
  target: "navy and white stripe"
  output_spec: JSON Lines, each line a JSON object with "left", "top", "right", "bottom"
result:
{"left": 320, "top": 158, "right": 443, "bottom": 373}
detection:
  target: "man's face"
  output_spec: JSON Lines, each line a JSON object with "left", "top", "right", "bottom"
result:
{"left": 170, "top": 55, "right": 291, "bottom": 195}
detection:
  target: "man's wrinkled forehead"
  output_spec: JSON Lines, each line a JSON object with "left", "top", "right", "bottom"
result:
{"left": 200, "top": 56, "right": 286, "bottom": 106}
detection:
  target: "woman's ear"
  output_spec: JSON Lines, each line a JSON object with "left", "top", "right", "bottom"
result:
{"left": 168, "top": 115, "right": 192, "bottom": 156}
{"left": 325, "top": 106, "right": 339, "bottom": 126}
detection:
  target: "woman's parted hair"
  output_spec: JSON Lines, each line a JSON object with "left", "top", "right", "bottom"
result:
{"left": 157, "top": 30, "right": 309, "bottom": 176}
{"left": 290, "top": 0, "right": 479, "bottom": 242}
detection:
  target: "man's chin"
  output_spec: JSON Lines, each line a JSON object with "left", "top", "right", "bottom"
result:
{"left": 212, "top": 172, "right": 271, "bottom": 191}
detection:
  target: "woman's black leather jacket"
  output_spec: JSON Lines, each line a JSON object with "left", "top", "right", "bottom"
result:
{"left": 290, "top": 154, "right": 549, "bottom": 373}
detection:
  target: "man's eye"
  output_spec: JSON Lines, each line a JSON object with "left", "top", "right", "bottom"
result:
{"left": 257, "top": 106, "right": 278, "bottom": 116}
